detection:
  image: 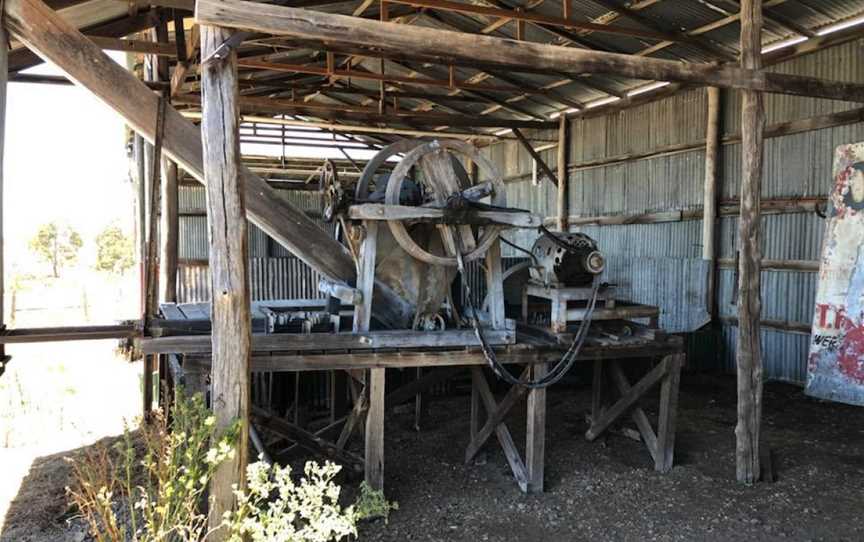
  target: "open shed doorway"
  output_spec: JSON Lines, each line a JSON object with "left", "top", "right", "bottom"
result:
{"left": 0, "top": 57, "right": 141, "bottom": 540}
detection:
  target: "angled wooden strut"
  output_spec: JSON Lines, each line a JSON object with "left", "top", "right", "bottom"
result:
{"left": 3, "top": 0, "right": 411, "bottom": 328}
{"left": 468, "top": 364, "right": 547, "bottom": 493}
{"left": 586, "top": 354, "right": 684, "bottom": 473}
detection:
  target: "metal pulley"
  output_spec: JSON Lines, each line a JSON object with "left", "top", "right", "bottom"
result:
{"left": 319, "top": 159, "right": 349, "bottom": 222}
{"left": 530, "top": 231, "right": 605, "bottom": 287}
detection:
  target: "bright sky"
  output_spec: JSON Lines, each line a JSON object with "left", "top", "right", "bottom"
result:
{"left": 5, "top": 54, "right": 132, "bottom": 276}
{"left": 3, "top": 52, "right": 381, "bottom": 278}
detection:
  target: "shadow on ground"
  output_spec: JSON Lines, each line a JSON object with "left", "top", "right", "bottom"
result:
{"left": 0, "top": 435, "right": 122, "bottom": 542}
{"left": 3, "top": 373, "right": 864, "bottom": 542}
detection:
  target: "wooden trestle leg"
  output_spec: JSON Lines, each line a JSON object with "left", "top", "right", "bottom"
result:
{"left": 526, "top": 363, "right": 547, "bottom": 493}
{"left": 585, "top": 353, "right": 684, "bottom": 473}
{"left": 353, "top": 221, "right": 386, "bottom": 491}
{"left": 466, "top": 364, "right": 550, "bottom": 493}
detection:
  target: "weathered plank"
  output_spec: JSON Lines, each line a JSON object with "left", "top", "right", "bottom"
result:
{"left": 252, "top": 407, "right": 363, "bottom": 471}
{"left": 365, "top": 367, "right": 385, "bottom": 490}
{"left": 585, "top": 358, "right": 670, "bottom": 441}
{"left": 608, "top": 360, "right": 658, "bottom": 464}
{"left": 656, "top": 354, "right": 683, "bottom": 473}
{"left": 195, "top": 0, "right": 864, "bottom": 102}
{"left": 526, "top": 363, "right": 547, "bottom": 493}
{"left": 464, "top": 365, "right": 530, "bottom": 463}
{"left": 200, "top": 25, "right": 250, "bottom": 537}
{"left": 141, "top": 328, "right": 515, "bottom": 354}
{"left": 160, "top": 158, "right": 179, "bottom": 303}
{"left": 0, "top": 25, "right": 7, "bottom": 370}
{"left": 557, "top": 116, "right": 568, "bottom": 231}
{"left": 512, "top": 128, "right": 558, "bottom": 187}
{"left": 703, "top": 87, "right": 721, "bottom": 318}
{"left": 471, "top": 367, "right": 528, "bottom": 489}
{"left": 347, "top": 204, "right": 540, "bottom": 228}
{"left": 0, "top": 325, "right": 138, "bottom": 343}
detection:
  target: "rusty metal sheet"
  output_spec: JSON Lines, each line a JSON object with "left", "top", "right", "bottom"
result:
{"left": 806, "top": 142, "right": 864, "bottom": 406}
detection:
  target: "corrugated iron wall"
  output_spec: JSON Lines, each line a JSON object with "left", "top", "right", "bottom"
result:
{"left": 482, "top": 39, "right": 864, "bottom": 384}
{"left": 177, "top": 185, "right": 327, "bottom": 303}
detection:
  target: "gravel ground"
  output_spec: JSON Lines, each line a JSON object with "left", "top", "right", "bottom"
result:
{"left": 357, "top": 373, "right": 864, "bottom": 542}
{"left": 2, "top": 372, "right": 863, "bottom": 542}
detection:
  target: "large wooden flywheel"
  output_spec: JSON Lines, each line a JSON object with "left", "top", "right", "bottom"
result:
{"left": 359, "top": 139, "right": 507, "bottom": 266}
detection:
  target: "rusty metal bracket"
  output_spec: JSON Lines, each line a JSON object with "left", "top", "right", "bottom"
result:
{"left": 201, "top": 30, "right": 250, "bottom": 65}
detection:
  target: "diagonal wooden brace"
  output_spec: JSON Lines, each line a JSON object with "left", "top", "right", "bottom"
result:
{"left": 608, "top": 359, "right": 659, "bottom": 464}
{"left": 469, "top": 367, "right": 529, "bottom": 490}
{"left": 585, "top": 356, "right": 671, "bottom": 441}
{"left": 465, "top": 365, "right": 531, "bottom": 463}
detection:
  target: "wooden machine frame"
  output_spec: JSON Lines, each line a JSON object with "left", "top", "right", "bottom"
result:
{"left": 4, "top": 0, "right": 859, "bottom": 513}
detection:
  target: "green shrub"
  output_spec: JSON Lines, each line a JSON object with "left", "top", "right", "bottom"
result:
{"left": 69, "top": 391, "right": 397, "bottom": 542}
{"left": 68, "top": 391, "right": 236, "bottom": 541}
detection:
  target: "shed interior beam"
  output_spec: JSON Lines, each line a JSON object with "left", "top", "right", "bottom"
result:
{"left": 194, "top": 0, "right": 864, "bottom": 103}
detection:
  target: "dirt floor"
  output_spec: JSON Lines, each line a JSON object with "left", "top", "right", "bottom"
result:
{"left": 356, "top": 372, "right": 864, "bottom": 542}
{"left": 2, "top": 372, "right": 863, "bottom": 542}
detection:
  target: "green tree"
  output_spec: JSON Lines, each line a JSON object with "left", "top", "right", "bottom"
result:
{"left": 29, "top": 222, "right": 83, "bottom": 278}
{"left": 94, "top": 223, "right": 134, "bottom": 276}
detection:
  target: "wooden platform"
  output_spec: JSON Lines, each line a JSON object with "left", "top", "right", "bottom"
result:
{"left": 151, "top": 299, "right": 684, "bottom": 494}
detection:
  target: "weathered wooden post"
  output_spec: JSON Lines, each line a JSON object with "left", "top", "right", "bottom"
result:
{"left": 556, "top": 115, "right": 568, "bottom": 231}
{"left": 200, "top": 26, "right": 252, "bottom": 535}
{"left": 159, "top": 158, "right": 179, "bottom": 303}
{"left": 703, "top": 87, "right": 721, "bottom": 318}
{"left": 736, "top": 0, "right": 765, "bottom": 485}
{"left": 0, "top": 24, "right": 7, "bottom": 374}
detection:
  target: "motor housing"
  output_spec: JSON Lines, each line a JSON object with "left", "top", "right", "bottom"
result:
{"left": 529, "top": 232, "right": 605, "bottom": 287}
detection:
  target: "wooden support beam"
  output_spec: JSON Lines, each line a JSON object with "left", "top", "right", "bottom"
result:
{"left": 608, "top": 360, "right": 658, "bottom": 464}
{"left": 470, "top": 367, "right": 528, "bottom": 490}
{"left": 525, "top": 362, "right": 546, "bottom": 493}
{"left": 159, "top": 158, "right": 179, "bottom": 303}
{"left": 7, "top": 10, "right": 159, "bottom": 73}
{"left": 3, "top": 0, "right": 410, "bottom": 329}
{"left": 238, "top": 59, "right": 556, "bottom": 99}
{"left": 351, "top": 220, "right": 386, "bottom": 490}
{"left": 252, "top": 407, "right": 363, "bottom": 472}
{"left": 141, "top": 328, "right": 515, "bottom": 354}
{"left": 8, "top": 72, "right": 169, "bottom": 90}
{"left": 0, "top": 325, "right": 138, "bottom": 344}
{"left": 141, "top": 37, "right": 164, "bottom": 422}
{"left": 195, "top": 0, "right": 864, "bottom": 102}
{"left": 365, "top": 367, "right": 385, "bottom": 490}
{"left": 512, "top": 128, "right": 558, "bottom": 186}
{"left": 200, "top": 25, "right": 251, "bottom": 536}
{"left": 0, "top": 24, "right": 7, "bottom": 372}
{"left": 347, "top": 203, "right": 540, "bottom": 228}
{"left": 656, "top": 354, "right": 683, "bottom": 473}
{"left": 556, "top": 115, "right": 568, "bottom": 231}
{"left": 88, "top": 35, "right": 176, "bottom": 56}
{"left": 175, "top": 93, "right": 554, "bottom": 129}
{"left": 464, "top": 365, "right": 530, "bottom": 463}
{"left": 184, "top": 110, "right": 502, "bottom": 141}
{"left": 703, "top": 87, "right": 720, "bottom": 319}
{"left": 736, "top": 0, "right": 764, "bottom": 486}
{"left": 585, "top": 358, "right": 669, "bottom": 441}
{"left": 385, "top": 0, "right": 674, "bottom": 41}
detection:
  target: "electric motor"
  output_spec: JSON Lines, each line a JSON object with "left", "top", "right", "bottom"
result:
{"left": 529, "top": 232, "right": 605, "bottom": 287}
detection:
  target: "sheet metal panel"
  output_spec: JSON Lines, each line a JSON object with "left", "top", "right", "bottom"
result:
{"left": 486, "top": 40, "right": 864, "bottom": 383}
{"left": 177, "top": 258, "right": 325, "bottom": 304}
